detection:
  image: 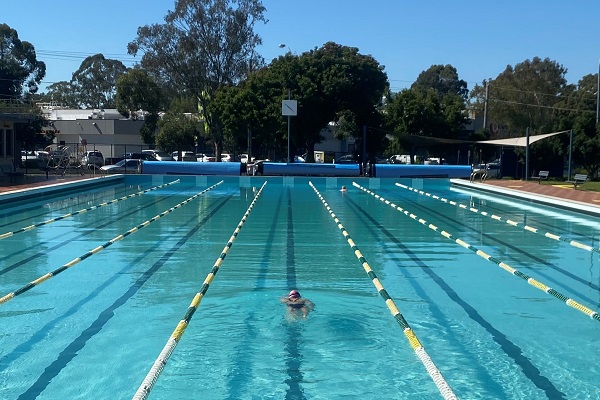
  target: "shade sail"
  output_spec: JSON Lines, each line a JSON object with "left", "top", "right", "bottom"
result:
{"left": 475, "top": 131, "right": 569, "bottom": 147}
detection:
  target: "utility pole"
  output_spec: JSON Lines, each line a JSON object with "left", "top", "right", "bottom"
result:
{"left": 483, "top": 81, "right": 489, "bottom": 131}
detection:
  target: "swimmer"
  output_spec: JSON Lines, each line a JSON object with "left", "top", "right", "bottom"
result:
{"left": 340, "top": 185, "right": 347, "bottom": 192}
{"left": 281, "top": 290, "right": 314, "bottom": 318}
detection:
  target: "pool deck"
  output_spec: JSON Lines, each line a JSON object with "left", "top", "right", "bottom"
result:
{"left": 2, "top": 173, "right": 600, "bottom": 214}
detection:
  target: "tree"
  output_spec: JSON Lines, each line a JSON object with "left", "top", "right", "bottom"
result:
{"left": 0, "top": 23, "right": 46, "bottom": 100}
{"left": 71, "top": 54, "right": 128, "bottom": 109}
{"left": 128, "top": 0, "right": 266, "bottom": 160}
{"left": 212, "top": 42, "right": 388, "bottom": 162}
{"left": 42, "top": 81, "right": 80, "bottom": 108}
{"left": 116, "top": 69, "right": 163, "bottom": 145}
{"left": 477, "top": 57, "right": 568, "bottom": 136}
{"left": 156, "top": 112, "right": 199, "bottom": 154}
{"left": 412, "top": 64, "right": 468, "bottom": 100}
{"left": 552, "top": 74, "right": 600, "bottom": 178}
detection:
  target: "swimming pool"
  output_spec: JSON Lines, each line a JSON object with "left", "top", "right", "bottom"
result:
{"left": 0, "top": 176, "right": 598, "bottom": 399}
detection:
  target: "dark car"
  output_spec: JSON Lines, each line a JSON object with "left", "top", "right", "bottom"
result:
{"left": 122, "top": 152, "right": 156, "bottom": 161}
{"left": 335, "top": 155, "right": 357, "bottom": 164}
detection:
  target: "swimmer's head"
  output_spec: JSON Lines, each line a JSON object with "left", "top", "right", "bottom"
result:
{"left": 288, "top": 290, "right": 301, "bottom": 299}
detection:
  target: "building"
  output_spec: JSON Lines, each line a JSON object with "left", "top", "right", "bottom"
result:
{"left": 40, "top": 104, "right": 149, "bottom": 159}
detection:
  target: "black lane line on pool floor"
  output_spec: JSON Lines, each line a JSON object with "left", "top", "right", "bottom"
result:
{"left": 0, "top": 194, "right": 226, "bottom": 369}
{"left": 342, "top": 196, "right": 503, "bottom": 395}
{"left": 344, "top": 195, "right": 567, "bottom": 400}
{"left": 16, "top": 194, "right": 234, "bottom": 400}
{"left": 226, "top": 186, "right": 285, "bottom": 399}
{"left": 381, "top": 188, "right": 599, "bottom": 305}
{"left": 0, "top": 183, "right": 198, "bottom": 275}
{"left": 283, "top": 187, "right": 306, "bottom": 400}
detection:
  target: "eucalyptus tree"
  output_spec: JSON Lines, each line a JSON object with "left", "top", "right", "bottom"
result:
{"left": 471, "top": 57, "right": 568, "bottom": 136}
{"left": 156, "top": 112, "right": 199, "bottom": 155}
{"left": 42, "top": 81, "right": 80, "bottom": 108}
{"left": 127, "top": 0, "right": 266, "bottom": 160}
{"left": 552, "top": 73, "right": 600, "bottom": 178}
{"left": 70, "top": 54, "right": 128, "bottom": 109}
{"left": 0, "top": 23, "right": 46, "bottom": 100}
{"left": 116, "top": 69, "right": 163, "bottom": 144}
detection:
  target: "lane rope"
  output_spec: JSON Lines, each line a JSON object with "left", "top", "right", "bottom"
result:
{"left": 354, "top": 182, "right": 600, "bottom": 323}
{"left": 0, "top": 179, "right": 181, "bottom": 240}
{"left": 309, "top": 182, "right": 458, "bottom": 400}
{"left": 395, "top": 182, "right": 599, "bottom": 254}
{"left": 0, "top": 181, "right": 223, "bottom": 306}
{"left": 132, "top": 181, "right": 267, "bottom": 400}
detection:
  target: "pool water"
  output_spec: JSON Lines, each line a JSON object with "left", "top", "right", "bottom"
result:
{"left": 0, "top": 176, "right": 598, "bottom": 399}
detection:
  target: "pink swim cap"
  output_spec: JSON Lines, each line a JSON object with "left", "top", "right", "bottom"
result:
{"left": 288, "top": 290, "right": 300, "bottom": 299}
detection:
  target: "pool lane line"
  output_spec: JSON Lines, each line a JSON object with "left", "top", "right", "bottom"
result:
{"left": 16, "top": 195, "right": 236, "bottom": 400}
{"left": 308, "top": 182, "right": 458, "bottom": 400}
{"left": 0, "top": 179, "right": 181, "bottom": 241}
{"left": 344, "top": 193, "right": 565, "bottom": 398}
{"left": 132, "top": 181, "right": 268, "bottom": 400}
{"left": 354, "top": 182, "right": 600, "bottom": 324}
{"left": 0, "top": 182, "right": 199, "bottom": 275}
{"left": 395, "top": 182, "right": 600, "bottom": 255}
{"left": 0, "top": 181, "right": 223, "bottom": 306}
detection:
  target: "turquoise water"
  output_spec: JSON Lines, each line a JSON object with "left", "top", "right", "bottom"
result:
{"left": 0, "top": 176, "right": 598, "bottom": 399}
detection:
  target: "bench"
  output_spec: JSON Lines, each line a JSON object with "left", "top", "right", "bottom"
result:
{"left": 566, "top": 173, "right": 588, "bottom": 188}
{"left": 531, "top": 170, "right": 549, "bottom": 183}
{"left": 0, "top": 163, "right": 25, "bottom": 184}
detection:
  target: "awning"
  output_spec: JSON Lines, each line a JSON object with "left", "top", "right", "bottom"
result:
{"left": 475, "top": 130, "right": 569, "bottom": 147}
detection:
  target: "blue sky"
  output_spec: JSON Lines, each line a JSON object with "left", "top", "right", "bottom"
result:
{"left": 3, "top": 0, "right": 599, "bottom": 93}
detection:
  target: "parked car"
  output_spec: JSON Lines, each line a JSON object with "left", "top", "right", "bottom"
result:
{"left": 81, "top": 150, "right": 105, "bottom": 168}
{"left": 100, "top": 159, "right": 141, "bottom": 174}
{"left": 201, "top": 154, "right": 217, "bottom": 162}
{"left": 335, "top": 154, "right": 357, "bottom": 164}
{"left": 142, "top": 149, "right": 175, "bottom": 161}
{"left": 221, "top": 153, "right": 232, "bottom": 162}
{"left": 171, "top": 151, "right": 196, "bottom": 161}
{"left": 122, "top": 152, "right": 156, "bottom": 161}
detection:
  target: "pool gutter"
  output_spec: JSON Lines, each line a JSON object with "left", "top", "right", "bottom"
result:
{"left": 0, "top": 175, "right": 123, "bottom": 206}
{"left": 451, "top": 179, "right": 600, "bottom": 217}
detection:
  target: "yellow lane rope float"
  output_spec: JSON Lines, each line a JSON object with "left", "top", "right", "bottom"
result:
{"left": 309, "top": 182, "right": 458, "bottom": 400}
{"left": 0, "top": 179, "right": 181, "bottom": 240}
{"left": 395, "top": 182, "right": 598, "bottom": 254}
{"left": 132, "top": 181, "right": 267, "bottom": 400}
{"left": 353, "top": 182, "right": 600, "bottom": 324}
{"left": 0, "top": 181, "right": 223, "bottom": 306}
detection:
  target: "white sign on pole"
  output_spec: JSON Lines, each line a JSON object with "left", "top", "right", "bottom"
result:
{"left": 282, "top": 100, "right": 297, "bottom": 116}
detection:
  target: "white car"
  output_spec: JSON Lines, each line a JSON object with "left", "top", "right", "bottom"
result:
{"left": 221, "top": 153, "right": 232, "bottom": 162}
{"left": 100, "top": 159, "right": 140, "bottom": 174}
{"left": 81, "top": 150, "right": 105, "bottom": 168}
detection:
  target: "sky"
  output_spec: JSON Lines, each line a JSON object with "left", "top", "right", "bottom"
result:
{"left": 3, "top": 0, "right": 600, "bottom": 93}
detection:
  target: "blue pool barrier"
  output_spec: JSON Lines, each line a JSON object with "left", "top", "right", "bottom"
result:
{"left": 372, "top": 164, "right": 471, "bottom": 178}
{"left": 259, "top": 162, "right": 361, "bottom": 177}
{"left": 140, "top": 161, "right": 244, "bottom": 175}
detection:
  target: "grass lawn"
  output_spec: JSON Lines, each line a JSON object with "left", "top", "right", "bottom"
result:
{"left": 540, "top": 179, "right": 600, "bottom": 192}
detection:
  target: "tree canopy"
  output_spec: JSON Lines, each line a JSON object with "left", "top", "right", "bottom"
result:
{"left": 128, "top": 0, "right": 267, "bottom": 158}
{"left": 0, "top": 23, "right": 46, "bottom": 100}
{"left": 71, "top": 54, "right": 128, "bottom": 109}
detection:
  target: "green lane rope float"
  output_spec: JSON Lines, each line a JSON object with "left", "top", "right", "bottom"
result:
{"left": 395, "top": 182, "right": 599, "bottom": 254}
{"left": 0, "top": 181, "right": 223, "bottom": 306}
{"left": 132, "top": 181, "right": 267, "bottom": 400}
{"left": 0, "top": 179, "right": 181, "bottom": 241}
{"left": 309, "top": 182, "right": 458, "bottom": 400}
{"left": 353, "top": 182, "right": 600, "bottom": 323}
